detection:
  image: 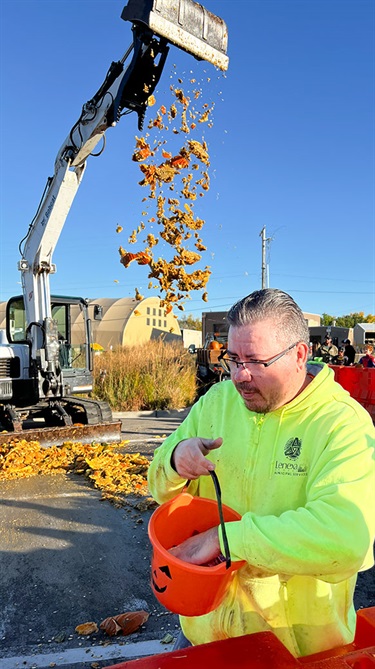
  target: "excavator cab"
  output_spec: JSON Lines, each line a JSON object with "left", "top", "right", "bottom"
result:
{"left": 5, "top": 295, "right": 99, "bottom": 402}
{"left": 1, "top": 296, "right": 118, "bottom": 443}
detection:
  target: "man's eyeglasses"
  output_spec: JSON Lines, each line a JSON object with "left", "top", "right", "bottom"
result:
{"left": 219, "top": 342, "right": 299, "bottom": 371}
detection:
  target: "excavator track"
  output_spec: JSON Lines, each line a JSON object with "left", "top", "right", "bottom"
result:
{"left": 0, "top": 398, "right": 122, "bottom": 448}
{"left": 63, "top": 398, "right": 114, "bottom": 424}
{"left": 0, "top": 421, "right": 122, "bottom": 448}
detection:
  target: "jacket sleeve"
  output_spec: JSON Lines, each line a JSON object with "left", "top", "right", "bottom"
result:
{"left": 147, "top": 403, "right": 201, "bottom": 504}
{"left": 221, "top": 416, "right": 375, "bottom": 583}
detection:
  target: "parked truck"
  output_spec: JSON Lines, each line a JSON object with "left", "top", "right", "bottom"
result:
{"left": 0, "top": 0, "right": 229, "bottom": 446}
{"left": 192, "top": 311, "right": 230, "bottom": 396}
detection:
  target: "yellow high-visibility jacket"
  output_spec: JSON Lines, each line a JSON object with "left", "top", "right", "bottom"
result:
{"left": 148, "top": 363, "right": 375, "bottom": 657}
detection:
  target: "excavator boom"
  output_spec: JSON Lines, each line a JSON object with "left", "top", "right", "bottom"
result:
{"left": 0, "top": 0, "right": 229, "bottom": 448}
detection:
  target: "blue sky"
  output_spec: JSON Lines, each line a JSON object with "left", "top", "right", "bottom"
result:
{"left": 0, "top": 0, "right": 374, "bottom": 320}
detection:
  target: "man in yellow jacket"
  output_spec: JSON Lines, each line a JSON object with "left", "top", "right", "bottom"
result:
{"left": 147, "top": 288, "right": 375, "bottom": 658}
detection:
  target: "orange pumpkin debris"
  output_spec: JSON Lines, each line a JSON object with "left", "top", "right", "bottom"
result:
{"left": 100, "top": 611, "right": 149, "bottom": 637}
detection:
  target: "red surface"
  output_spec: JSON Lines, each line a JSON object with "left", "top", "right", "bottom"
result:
{"left": 330, "top": 366, "right": 375, "bottom": 420}
{"left": 104, "top": 631, "right": 299, "bottom": 669}
{"left": 355, "top": 608, "right": 375, "bottom": 647}
{"left": 103, "top": 608, "right": 375, "bottom": 669}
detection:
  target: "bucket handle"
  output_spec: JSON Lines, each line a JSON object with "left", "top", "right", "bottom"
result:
{"left": 209, "top": 470, "right": 232, "bottom": 569}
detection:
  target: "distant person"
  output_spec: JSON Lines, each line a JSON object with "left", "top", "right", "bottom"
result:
{"left": 359, "top": 345, "right": 375, "bottom": 368}
{"left": 314, "top": 334, "right": 338, "bottom": 363}
{"left": 342, "top": 339, "right": 356, "bottom": 365}
{"left": 312, "top": 341, "right": 320, "bottom": 359}
{"left": 333, "top": 347, "right": 346, "bottom": 366}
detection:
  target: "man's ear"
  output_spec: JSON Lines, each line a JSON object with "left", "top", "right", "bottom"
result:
{"left": 297, "top": 342, "right": 309, "bottom": 369}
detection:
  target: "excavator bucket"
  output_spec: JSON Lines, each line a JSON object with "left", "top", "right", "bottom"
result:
{"left": 0, "top": 421, "right": 123, "bottom": 449}
{"left": 121, "top": 0, "right": 229, "bottom": 71}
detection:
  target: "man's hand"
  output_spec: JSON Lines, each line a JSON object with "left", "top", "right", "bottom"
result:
{"left": 171, "top": 437, "right": 223, "bottom": 479}
{"left": 168, "top": 527, "right": 221, "bottom": 565}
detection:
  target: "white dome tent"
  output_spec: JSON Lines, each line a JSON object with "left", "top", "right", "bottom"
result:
{"left": 73, "top": 296, "right": 181, "bottom": 350}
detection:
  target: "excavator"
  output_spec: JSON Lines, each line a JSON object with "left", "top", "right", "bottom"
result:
{"left": 0, "top": 0, "right": 229, "bottom": 447}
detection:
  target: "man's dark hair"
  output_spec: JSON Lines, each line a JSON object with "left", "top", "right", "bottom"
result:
{"left": 227, "top": 289, "right": 310, "bottom": 345}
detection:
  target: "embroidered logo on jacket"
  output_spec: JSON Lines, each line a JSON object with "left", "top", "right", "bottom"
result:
{"left": 284, "top": 437, "right": 302, "bottom": 460}
{"left": 274, "top": 437, "right": 307, "bottom": 476}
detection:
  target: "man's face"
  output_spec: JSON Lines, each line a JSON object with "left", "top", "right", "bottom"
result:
{"left": 325, "top": 337, "right": 332, "bottom": 346}
{"left": 227, "top": 319, "right": 308, "bottom": 413}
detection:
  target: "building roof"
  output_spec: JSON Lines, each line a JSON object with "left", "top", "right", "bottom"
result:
{"left": 355, "top": 323, "right": 375, "bottom": 332}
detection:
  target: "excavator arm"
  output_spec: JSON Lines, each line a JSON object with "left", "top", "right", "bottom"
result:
{"left": 1, "top": 0, "right": 228, "bottom": 442}
{"left": 19, "top": 0, "right": 228, "bottom": 354}
{"left": 19, "top": 26, "right": 170, "bottom": 359}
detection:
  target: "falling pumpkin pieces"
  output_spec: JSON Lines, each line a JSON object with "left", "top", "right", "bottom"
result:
{"left": 119, "top": 73, "right": 217, "bottom": 310}
{"left": 119, "top": 250, "right": 152, "bottom": 268}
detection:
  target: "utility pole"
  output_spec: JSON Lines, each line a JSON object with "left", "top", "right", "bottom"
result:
{"left": 259, "top": 226, "right": 272, "bottom": 289}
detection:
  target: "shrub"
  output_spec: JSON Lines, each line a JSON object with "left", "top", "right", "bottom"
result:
{"left": 92, "top": 340, "right": 196, "bottom": 411}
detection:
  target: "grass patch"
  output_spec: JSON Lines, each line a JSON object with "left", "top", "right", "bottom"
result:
{"left": 93, "top": 340, "right": 196, "bottom": 411}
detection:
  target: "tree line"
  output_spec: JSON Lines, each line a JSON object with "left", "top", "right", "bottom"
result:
{"left": 321, "top": 312, "right": 375, "bottom": 327}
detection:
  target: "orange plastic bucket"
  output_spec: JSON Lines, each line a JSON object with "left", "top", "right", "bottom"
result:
{"left": 148, "top": 473, "right": 245, "bottom": 617}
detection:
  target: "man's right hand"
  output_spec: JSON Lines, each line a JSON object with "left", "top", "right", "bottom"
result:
{"left": 171, "top": 437, "right": 223, "bottom": 479}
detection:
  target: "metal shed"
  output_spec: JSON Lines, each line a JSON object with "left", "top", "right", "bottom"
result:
{"left": 353, "top": 323, "right": 375, "bottom": 348}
